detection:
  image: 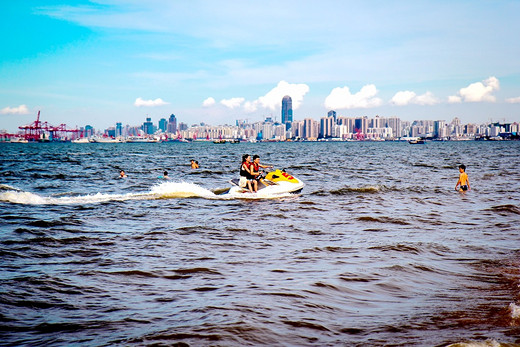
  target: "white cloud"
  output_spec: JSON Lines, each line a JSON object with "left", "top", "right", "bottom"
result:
{"left": 449, "top": 76, "right": 500, "bottom": 103}
{"left": 0, "top": 105, "right": 30, "bottom": 115}
{"left": 256, "top": 80, "right": 310, "bottom": 111}
{"left": 202, "top": 97, "right": 215, "bottom": 107}
{"left": 390, "top": 91, "right": 439, "bottom": 106}
{"left": 506, "top": 96, "right": 520, "bottom": 103}
{"left": 243, "top": 101, "right": 258, "bottom": 113}
{"left": 220, "top": 97, "right": 245, "bottom": 109}
{"left": 390, "top": 91, "right": 416, "bottom": 106}
{"left": 213, "top": 81, "right": 310, "bottom": 113}
{"left": 448, "top": 95, "right": 462, "bottom": 104}
{"left": 414, "top": 92, "right": 438, "bottom": 105}
{"left": 134, "top": 97, "right": 169, "bottom": 107}
{"left": 324, "top": 84, "right": 382, "bottom": 109}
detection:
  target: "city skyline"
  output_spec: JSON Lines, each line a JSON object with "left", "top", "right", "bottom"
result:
{"left": 1, "top": 1, "right": 520, "bottom": 133}
{"left": 28, "top": 112, "right": 515, "bottom": 143}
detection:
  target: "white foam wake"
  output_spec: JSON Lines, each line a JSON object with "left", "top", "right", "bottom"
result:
{"left": 0, "top": 190, "right": 146, "bottom": 205}
{"left": 150, "top": 181, "right": 217, "bottom": 199}
{"left": 0, "top": 181, "right": 299, "bottom": 205}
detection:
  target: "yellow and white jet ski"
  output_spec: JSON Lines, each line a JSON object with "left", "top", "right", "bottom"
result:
{"left": 227, "top": 169, "right": 304, "bottom": 195}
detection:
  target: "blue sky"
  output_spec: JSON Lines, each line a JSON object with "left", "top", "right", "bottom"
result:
{"left": 1, "top": 0, "right": 519, "bottom": 132}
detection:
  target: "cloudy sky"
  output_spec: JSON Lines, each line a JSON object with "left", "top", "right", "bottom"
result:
{"left": 1, "top": 0, "right": 519, "bottom": 132}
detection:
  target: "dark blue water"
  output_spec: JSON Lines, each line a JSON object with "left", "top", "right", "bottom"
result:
{"left": 1, "top": 141, "right": 519, "bottom": 346}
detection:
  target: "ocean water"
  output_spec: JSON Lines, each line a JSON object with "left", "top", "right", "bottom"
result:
{"left": 1, "top": 141, "right": 519, "bottom": 346}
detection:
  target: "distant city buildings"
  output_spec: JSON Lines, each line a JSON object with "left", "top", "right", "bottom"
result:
{"left": 97, "top": 94, "right": 519, "bottom": 141}
{"left": 5, "top": 96, "right": 517, "bottom": 142}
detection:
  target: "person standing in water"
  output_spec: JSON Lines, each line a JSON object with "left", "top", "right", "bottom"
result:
{"left": 190, "top": 160, "right": 199, "bottom": 169}
{"left": 455, "top": 164, "right": 470, "bottom": 192}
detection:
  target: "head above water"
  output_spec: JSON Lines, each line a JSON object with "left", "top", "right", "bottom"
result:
{"left": 164, "top": 171, "right": 168, "bottom": 176}
{"left": 459, "top": 164, "right": 466, "bottom": 172}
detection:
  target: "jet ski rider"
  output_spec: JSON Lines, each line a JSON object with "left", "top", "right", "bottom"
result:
{"left": 239, "top": 154, "right": 256, "bottom": 193}
{"left": 251, "top": 155, "right": 273, "bottom": 188}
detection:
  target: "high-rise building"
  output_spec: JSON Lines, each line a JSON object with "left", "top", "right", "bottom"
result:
{"left": 327, "top": 110, "right": 337, "bottom": 124}
{"left": 303, "top": 118, "right": 319, "bottom": 139}
{"left": 434, "top": 120, "right": 446, "bottom": 138}
{"left": 167, "top": 114, "right": 177, "bottom": 134}
{"left": 85, "top": 125, "right": 94, "bottom": 137}
{"left": 320, "top": 116, "right": 334, "bottom": 138}
{"left": 281, "top": 95, "right": 293, "bottom": 127}
{"left": 158, "top": 118, "right": 167, "bottom": 132}
{"left": 354, "top": 117, "right": 368, "bottom": 135}
{"left": 371, "top": 115, "right": 382, "bottom": 129}
{"left": 386, "top": 117, "right": 402, "bottom": 138}
{"left": 143, "top": 117, "right": 154, "bottom": 135}
{"left": 178, "top": 122, "right": 188, "bottom": 131}
{"left": 115, "top": 122, "right": 122, "bottom": 137}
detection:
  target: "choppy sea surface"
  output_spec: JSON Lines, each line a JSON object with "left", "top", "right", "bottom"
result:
{"left": 1, "top": 141, "right": 519, "bottom": 347}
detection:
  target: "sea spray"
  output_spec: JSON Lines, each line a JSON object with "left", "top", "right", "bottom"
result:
{"left": 150, "top": 181, "right": 217, "bottom": 199}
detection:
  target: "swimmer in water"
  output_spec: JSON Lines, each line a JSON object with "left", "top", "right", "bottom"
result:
{"left": 119, "top": 170, "right": 127, "bottom": 178}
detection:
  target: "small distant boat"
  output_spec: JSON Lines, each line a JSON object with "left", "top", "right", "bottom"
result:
{"left": 9, "top": 137, "right": 28, "bottom": 143}
{"left": 90, "top": 136, "right": 126, "bottom": 143}
{"left": 126, "top": 136, "right": 160, "bottom": 143}
{"left": 72, "top": 137, "right": 90, "bottom": 143}
{"left": 213, "top": 139, "right": 227, "bottom": 144}
{"left": 408, "top": 139, "right": 425, "bottom": 144}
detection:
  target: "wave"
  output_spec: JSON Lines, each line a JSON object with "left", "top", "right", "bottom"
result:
{"left": 0, "top": 181, "right": 297, "bottom": 205}
{"left": 486, "top": 204, "right": 520, "bottom": 215}
{"left": 328, "top": 184, "right": 409, "bottom": 195}
{"left": 447, "top": 340, "right": 519, "bottom": 347}
{"left": 330, "top": 186, "right": 383, "bottom": 194}
{"left": 0, "top": 184, "right": 21, "bottom": 192}
{"left": 357, "top": 216, "right": 410, "bottom": 225}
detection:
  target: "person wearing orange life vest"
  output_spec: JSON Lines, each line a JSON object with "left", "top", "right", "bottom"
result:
{"left": 250, "top": 155, "right": 273, "bottom": 192}
{"left": 239, "top": 154, "right": 255, "bottom": 193}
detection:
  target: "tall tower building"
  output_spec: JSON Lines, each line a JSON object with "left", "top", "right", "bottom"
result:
{"left": 167, "top": 114, "right": 177, "bottom": 134}
{"left": 158, "top": 118, "right": 167, "bottom": 132}
{"left": 142, "top": 117, "right": 154, "bottom": 135}
{"left": 327, "top": 110, "right": 337, "bottom": 124}
{"left": 115, "top": 122, "right": 122, "bottom": 137}
{"left": 281, "top": 95, "right": 293, "bottom": 127}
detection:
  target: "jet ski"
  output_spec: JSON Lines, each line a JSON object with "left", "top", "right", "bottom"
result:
{"left": 227, "top": 169, "right": 304, "bottom": 196}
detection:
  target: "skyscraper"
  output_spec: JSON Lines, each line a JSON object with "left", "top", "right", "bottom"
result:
{"left": 158, "top": 118, "right": 167, "bottom": 132}
{"left": 167, "top": 114, "right": 177, "bottom": 134}
{"left": 281, "top": 95, "right": 293, "bottom": 126}
{"left": 115, "top": 122, "right": 122, "bottom": 137}
{"left": 327, "top": 110, "right": 337, "bottom": 124}
{"left": 143, "top": 117, "right": 154, "bottom": 135}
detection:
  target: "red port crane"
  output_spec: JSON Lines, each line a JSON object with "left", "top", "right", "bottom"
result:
{"left": 19, "top": 111, "right": 81, "bottom": 141}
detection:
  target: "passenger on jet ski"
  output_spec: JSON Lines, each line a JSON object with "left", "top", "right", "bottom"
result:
{"left": 239, "top": 154, "right": 255, "bottom": 193}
